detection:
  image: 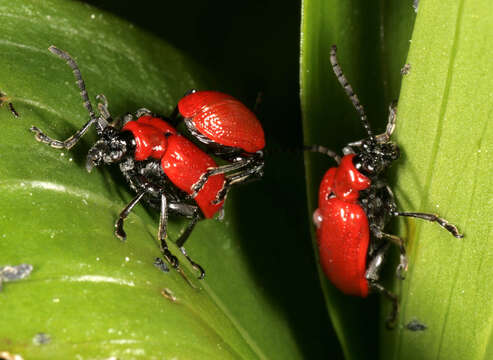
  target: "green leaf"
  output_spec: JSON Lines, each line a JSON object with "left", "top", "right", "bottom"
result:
{"left": 383, "top": 0, "right": 493, "bottom": 359}
{"left": 302, "top": 0, "right": 493, "bottom": 359}
{"left": 0, "top": 1, "right": 330, "bottom": 359}
{"left": 301, "top": 1, "right": 416, "bottom": 359}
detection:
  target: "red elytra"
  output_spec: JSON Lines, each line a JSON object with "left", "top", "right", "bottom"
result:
{"left": 122, "top": 116, "right": 225, "bottom": 218}
{"left": 313, "top": 154, "right": 372, "bottom": 297}
{"left": 177, "top": 90, "right": 265, "bottom": 153}
{"left": 161, "top": 135, "right": 224, "bottom": 218}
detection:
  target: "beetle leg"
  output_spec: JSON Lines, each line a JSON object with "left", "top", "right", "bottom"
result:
{"left": 383, "top": 184, "right": 464, "bottom": 238}
{"left": 365, "top": 242, "right": 389, "bottom": 282}
{"left": 370, "top": 281, "right": 399, "bottom": 330}
{"left": 175, "top": 209, "right": 200, "bottom": 248}
{"left": 159, "top": 195, "right": 200, "bottom": 286}
{"left": 345, "top": 102, "right": 397, "bottom": 148}
{"left": 114, "top": 191, "right": 147, "bottom": 241}
{"left": 213, "top": 173, "right": 247, "bottom": 205}
{"left": 375, "top": 101, "right": 397, "bottom": 143}
{"left": 371, "top": 226, "right": 408, "bottom": 279}
{"left": 190, "top": 159, "right": 253, "bottom": 198}
{"left": 96, "top": 93, "right": 128, "bottom": 130}
{"left": 174, "top": 210, "right": 205, "bottom": 279}
{"left": 304, "top": 145, "right": 341, "bottom": 164}
{"left": 395, "top": 212, "right": 464, "bottom": 238}
{"left": 96, "top": 94, "right": 111, "bottom": 121}
{"left": 135, "top": 108, "right": 152, "bottom": 118}
{"left": 178, "top": 246, "right": 205, "bottom": 280}
{"left": 157, "top": 193, "right": 179, "bottom": 269}
{"left": 211, "top": 161, "right": 265, "bottom": 204}
{"left": 365, "top": 241, "right": 399, "bottom": 329}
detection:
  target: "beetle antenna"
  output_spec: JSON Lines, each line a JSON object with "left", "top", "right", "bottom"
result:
{"left": 48, "top": 46, "right": 107, "bottom": 133}
{"left": 330, "top": 45, "right": 373, "bottom": 138}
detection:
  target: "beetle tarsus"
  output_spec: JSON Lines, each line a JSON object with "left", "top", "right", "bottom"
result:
{"left": 114, "top": 220, "right": 127, "bottom": 241}
{"left": 179, "top": 246, "right": 205, "bottom": 279}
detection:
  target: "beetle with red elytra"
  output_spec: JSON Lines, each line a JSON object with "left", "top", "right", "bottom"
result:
{"left": 307, "top": 45, "right": 463, "bottom": 328}
{"left": 30, "top": 46, "right": 265, "bottom": 279}
{"left": 172, "top": 89, "right": 265, "bottom": 203}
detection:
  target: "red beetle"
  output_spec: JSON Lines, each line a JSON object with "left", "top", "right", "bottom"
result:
{"left": 30, "top": 46, "right": 230, "bottom": 279}
{"left": 121, "top": 115, "right": 225, "bottom": 220}
{"left": 173, "top": 90, "right": 265, "bottom": 202}
{"left": 309, "top": 45, "right": 463, "bottom": 327}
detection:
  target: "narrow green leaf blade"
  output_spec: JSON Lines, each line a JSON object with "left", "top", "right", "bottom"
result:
{"left": 301, "top": 0, "right": 416, "bottom": 359}
{"left": 383, "top": 0, "right": 493, "bottom": 359}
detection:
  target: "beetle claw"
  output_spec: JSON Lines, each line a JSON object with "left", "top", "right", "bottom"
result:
{"left": 114, "top": 219, "right": 127, "bottom": 241}
{"left": 163, "top": 249, "right": 179, "bottom": 269}
{"left": 395, "top": 255, "right": 408, "bottom": 280}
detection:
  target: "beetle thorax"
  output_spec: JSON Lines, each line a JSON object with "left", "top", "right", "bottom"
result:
{"left": 330, "top": 154, "right": 371, "bottom": 202}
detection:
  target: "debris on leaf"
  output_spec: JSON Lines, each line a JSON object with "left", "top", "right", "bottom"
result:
{"left": 405, "top": 318, "right": 427, "bottom": 331}
{"left": 32, "top": 332, "right": 51, "bottom": 346}
{"left": 0, "top": 351, "right": 24, "bottom": 360}
{"left": 0, "top": 92, "right": 19, "bottom": 118}
{"left": 153, "top": 258, "right": 169, "bottom": 273}
{"left": 161, "top": 288, "right": 178, "bottom": 302}
{"left": 0, "top": 264, "right": 33, "bottom": 291}
{"left": 401, "top": 63, "right": 411, "bottom": 75}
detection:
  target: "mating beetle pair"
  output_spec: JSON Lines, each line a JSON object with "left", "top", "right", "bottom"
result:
{"left": 308, "top": 45, "right": 463, "bottom": 327}
{"left": 31, "top": 46, "right": 265, "bottom": 279}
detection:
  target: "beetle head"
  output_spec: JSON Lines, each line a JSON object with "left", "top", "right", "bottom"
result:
{"left": 86, "top": 127, "right": 134, "bottom": 172}
{"left": 353, "top": 138, "right": 400, "bottom": 178}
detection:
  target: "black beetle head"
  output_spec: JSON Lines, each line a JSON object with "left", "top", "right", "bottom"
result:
{"left": 86, "top": 127, "right": 134, "bottom": 172}
{"left": 353, "top": 138, "right": 400, "bottom": 178}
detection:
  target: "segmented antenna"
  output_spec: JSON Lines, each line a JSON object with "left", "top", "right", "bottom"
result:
{"left": 304, "top": 144, "right": 341, "bottom": 164}
{"left": 48, "top": 46, "right": 96, "bottom": 121}
{"left": 330, "top": 45, "right": 373, "bottom": 138}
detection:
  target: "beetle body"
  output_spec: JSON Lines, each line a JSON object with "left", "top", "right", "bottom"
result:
{"left": 308, "top": 45, "right": 463, "bottom": 327}
{"left": 178, "top": 90, "right": 265, "bottom": 154}
{"left": 30, "top": 46, "right": 236, "bottom": 279}
{"left": 122, "top": 115, "right": 225, "bottom": 218}
{"left": 313, "top": 154, "right": 371, "bottom": 297}
{"left": 175, "top": 90, "right": 266, "bottom": 201}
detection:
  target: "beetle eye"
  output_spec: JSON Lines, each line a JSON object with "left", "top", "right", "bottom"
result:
{"left": 353, "top": 154, "right": 374, "bottom": 177}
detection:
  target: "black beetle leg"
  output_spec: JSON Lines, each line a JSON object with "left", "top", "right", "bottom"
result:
{"left": 396, "top": 211, "right": 464, "bottom": 238}
{"left": 175, "top": 210, "right": 205, "bottom": 279}
{"left": 114, "top": 191, "right": 147, "bottom": 241}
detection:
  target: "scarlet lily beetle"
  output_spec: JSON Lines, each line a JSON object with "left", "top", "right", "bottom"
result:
{"left": 173, "top": 90, "right": 265, "bottom": 203}
{"left": 308, "top": 45, "right": 463, "bottom": 328}
{"left": 30, "top": 46, "right": 238, "bottom": 279}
